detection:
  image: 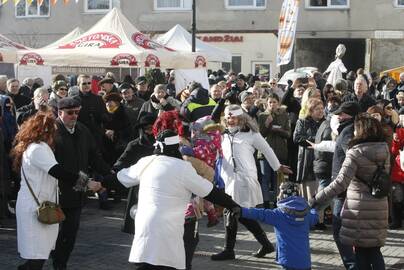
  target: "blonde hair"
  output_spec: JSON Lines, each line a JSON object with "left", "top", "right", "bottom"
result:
{"left": 307, "top": 98, "right": 324, "bottom": 118}
{"left": 299, "top": 87, "right": 320, "bottom": 119}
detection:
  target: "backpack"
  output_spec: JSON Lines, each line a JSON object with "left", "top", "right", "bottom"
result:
{"left": 358, "top": 162, "right": 391, "bottom": 198}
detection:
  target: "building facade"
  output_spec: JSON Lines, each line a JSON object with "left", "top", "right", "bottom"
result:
{"left": 1, "top": 0, "right": 404, "bottom": 76}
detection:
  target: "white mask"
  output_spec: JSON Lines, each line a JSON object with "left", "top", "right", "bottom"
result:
{"left": 330, "top": 114, "right": 340, "bottom": 135}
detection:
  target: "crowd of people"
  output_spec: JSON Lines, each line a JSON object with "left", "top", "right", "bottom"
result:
{"left": 0, "top": 66, "right": 403, "bottom": 270}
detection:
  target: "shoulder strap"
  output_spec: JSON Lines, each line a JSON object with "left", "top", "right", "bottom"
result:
{"left": 21, "top": 166, "right": 40, "bottom": 207}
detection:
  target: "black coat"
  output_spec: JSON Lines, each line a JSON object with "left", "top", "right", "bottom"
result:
{"left": 8, "top": 93, "right": 31, "bottom": 110}
{"left": 76, "top": 91, "right": 108, "bottom": 148}
{"left": 103, "top": 105, "right": 134, "bottom": 164}
{"left": 180, "top": 87, "right": 216, "bottom": 122}
{"left": 113, "top": 134, "right": 155, "bottom": 234}
{"left": 313, "top": 117, "right": 333, "bottom": 179}
{"left": 16, "top": 102, "right": 37, "bottom": 126}
{"left": 342, "top": 93, "right": 376, "bottom": 112}
{"left": 332, "top": 119, "right": 354, "bottom": 182}
{"left": 54, "top": 119, "right": 110, "bottom": 208}
{"left": 293, "top": 117, "right": 324, "bottom": 183}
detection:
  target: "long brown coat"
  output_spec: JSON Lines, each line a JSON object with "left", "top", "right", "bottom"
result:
{"left": 314, "top": 142, "right": 390, "bottom": 248}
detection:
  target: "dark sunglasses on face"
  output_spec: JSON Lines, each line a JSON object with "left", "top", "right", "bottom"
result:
{"left": 65, "top": 110, "right": 80, "bottom": 116}
{"left": 58, "top": 88, "right": 68, "bottom": 91}
{"left": 385, "top": 106, "right": 393, "bottom": 110}
{"left": 81, "top": 82, "right": 91, "bottom": 85}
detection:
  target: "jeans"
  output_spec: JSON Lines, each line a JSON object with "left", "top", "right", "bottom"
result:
{"left": 355, "top": 247, "right": 385, "bottom": 270}
{"left": 333, "top": 197, "right": 357, "bottom": 270}
{"left": 259, "top": 159, "right": 277, "bottom": 203}
{"left": 316, "top": 178, "right": 331, "bottom": 223}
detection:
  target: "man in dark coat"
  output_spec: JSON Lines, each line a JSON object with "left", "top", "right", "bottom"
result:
{"left": 342, "top": 76, "right": 375, "bottom": 112}
{"left": 74, "top": 74, "right": 109, "bottom": 150}
{"left": 330, "top": 101, "right": 360, "bottom": 270}
{"left": 111, "top": 112, "right": 157, "bottom": 234}
{"left": 6, "top": 78, "right": 31, "bottom": 110}
{"left": 16, "top": 87, "right": 49, "bottom": 126}
{"left": 51, "top": 97, "right": 110, "bottom": 270}
{"left": 180, "top": 82, "right": 216, "bottom": 123}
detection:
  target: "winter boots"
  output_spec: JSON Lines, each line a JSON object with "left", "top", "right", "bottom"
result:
{"left": 211, "top": 224, "right": 237, "bottom": 261}
{"left": 252, "top": 232, "right": 275, "bottom": 258}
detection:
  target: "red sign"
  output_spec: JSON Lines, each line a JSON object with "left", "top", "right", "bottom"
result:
{"left": 59, "top": 32, "right": 122, "bottom": 49}
{"left": 132, "top": 32, "right": 174, "bottom": 51}
{"left": 194, "top": 55, "right": 207, "bottom": 68}
{"left": 19, "top": 53, "right": 44, "bottom": 65}
{"left": 197, "top": 35, "right": 244, "bottom": 43}
{"left": 110, "top": 53, "right": 138, "bottom": 66}
{"left": 145, "top": 54, "right": 160, "bottom": 68}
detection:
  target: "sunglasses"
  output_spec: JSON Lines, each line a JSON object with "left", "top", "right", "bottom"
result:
{"left": 58, "top": 88, "right": 68, "bottom": 91}
{"left": 81, "top": 82, "right": 91, "bottom": 85}
{"left": 385, "top": 106, "right": 393, "bottom": 110}
{"left": 64, "top": 110, "right": 80, "bottom": 116}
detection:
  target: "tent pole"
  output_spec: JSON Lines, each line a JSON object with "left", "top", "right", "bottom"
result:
{"left": 192, "top": 0, "right": 196, "bottom": 52}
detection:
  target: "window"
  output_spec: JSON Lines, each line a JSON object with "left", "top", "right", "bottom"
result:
{"left": 16, "top": 0, "right": 50, "bottom": 18}
{"left": 396, "top": 0, "right": 404, "bottom": 7}
{"left": 252, "top": 62, "right": 271, "bottom": 78}
{"left": 222, "top": 56, "right": 242, "bottom": 74}
{"left": 307, "top": 0, "right": 349, "bottom": 8}
{"left": 85, "top": 0, "right": 112, "bottom": 13}
{"left": 225, "top": 0, "right": 266, "bottom": 9}
{"left": 154, "top": 0, "right": 192, "bottom": 11}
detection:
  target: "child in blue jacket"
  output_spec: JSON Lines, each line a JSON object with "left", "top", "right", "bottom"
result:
{"left": 235, "top": 182, "right": 318, "bottom": 270}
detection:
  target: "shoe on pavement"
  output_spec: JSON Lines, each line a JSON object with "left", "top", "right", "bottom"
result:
{"left": 253, "top": 242, "right": 275, "bottom": 258}
{"left": 211, "top": 249, "right": 235, "bottom": 261}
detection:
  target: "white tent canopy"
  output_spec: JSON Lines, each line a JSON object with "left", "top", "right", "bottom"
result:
{"left": 16, "top": 8, "right": 208, "bottom": 69}
{"left": 156, "top": 24, "right": 231, "bottom": 63}
{"left": 43, "top": 27, "right": 84, "bottom": 49}
{"left": 0, "top": 34, "right": 29, "bottom": 64}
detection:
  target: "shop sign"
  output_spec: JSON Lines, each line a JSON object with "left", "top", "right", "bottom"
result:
{"left": 197, "top": 35, "right": 244, "bottom": 43}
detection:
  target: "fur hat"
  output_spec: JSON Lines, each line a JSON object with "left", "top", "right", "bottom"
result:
{"left": 103, "top": 92, "right": 122, "bottom": 103}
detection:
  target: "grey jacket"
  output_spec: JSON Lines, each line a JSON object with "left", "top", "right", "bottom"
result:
{"left": 314, "top": 142, "right": 390, "bottom": 248}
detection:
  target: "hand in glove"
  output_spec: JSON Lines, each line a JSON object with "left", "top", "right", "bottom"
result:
{"left": 73, "top": 171, "right": 89, "bottom": 192}
{"left": 179, "top": 145, "right": 194, "bottom": 157}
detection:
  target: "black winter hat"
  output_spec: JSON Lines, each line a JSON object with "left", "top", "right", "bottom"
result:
{"left": 136, "top": 112, "right": 157, "bottom": 128}
{"left": 333, "top": 101, "right": 360, "bottom": 117}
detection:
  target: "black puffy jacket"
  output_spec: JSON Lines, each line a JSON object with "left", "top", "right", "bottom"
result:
{"left": 313, "top": 117, "right": 333, "bottom": 179}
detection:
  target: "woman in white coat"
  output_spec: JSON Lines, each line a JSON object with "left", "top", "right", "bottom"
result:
{"left": 11, "top": 112, "right": 96, "bottom": 270}
{"left": 117, "top": 129, "right": 238, "bottom": 270}
{"left": 211, "top": 104, "right": 292, "bottom": 261}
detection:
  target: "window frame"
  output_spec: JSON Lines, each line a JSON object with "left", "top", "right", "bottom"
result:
{"left": 84, "top": 0, "right": 113, "bottom": 13}
{"left": 153, "top": 0, "right": 192, "bottom": 11}
{"left": 15, "top": 0, "right": 50, "bottom": 18}
{"left": 394, "top": 0, "right": 404, "bottom": 8}
{"left": 225, "top": 0, "right": 267, "bottom": 10}
{"left": 305, "top": 0, "right": 350, "bottom": 10}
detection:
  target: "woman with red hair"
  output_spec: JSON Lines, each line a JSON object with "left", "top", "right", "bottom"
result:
{"left": 11, "top": 112, "right": 95, "bottom": 270}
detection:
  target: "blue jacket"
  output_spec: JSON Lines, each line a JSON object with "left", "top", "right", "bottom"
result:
{"left": 241, "top": 196, "right": 318, "bottom": 270}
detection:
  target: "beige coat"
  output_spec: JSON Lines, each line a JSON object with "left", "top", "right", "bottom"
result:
{"left": 314, "top": 142, "right": 390, "bottom": 248}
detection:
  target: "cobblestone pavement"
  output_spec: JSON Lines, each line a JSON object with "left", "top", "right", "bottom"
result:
{"left": 1, "top": 199, "right": 404, "bottom": 270}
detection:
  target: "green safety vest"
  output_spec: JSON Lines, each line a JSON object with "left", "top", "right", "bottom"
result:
{"left": 187, "top": 98, "right": 216, "bottom": 112}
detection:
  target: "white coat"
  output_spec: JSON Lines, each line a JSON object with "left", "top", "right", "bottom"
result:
{"left": 221, "top": 130, "right": 280, "bottom": 208}
{"left": 16, "top": 142, "right": 59, "bottom": 259}
{"left": 117, "top": 155, "right": 213, "bottom": 270}
{"left": 325, "top": 58, "right": 347, "bottom": 87}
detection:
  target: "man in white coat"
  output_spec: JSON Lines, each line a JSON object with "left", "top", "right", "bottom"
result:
{"left": 117, "top": 129, "right": 239, "bottom": 270}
